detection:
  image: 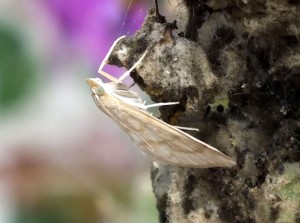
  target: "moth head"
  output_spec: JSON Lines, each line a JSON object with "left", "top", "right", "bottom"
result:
{"left": 86, "top": 78, "right": 105, "bottom": 95}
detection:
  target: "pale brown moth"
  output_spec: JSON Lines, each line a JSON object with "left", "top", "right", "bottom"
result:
{"left": 86, "top": 36, "right": 236, "bottom": 168}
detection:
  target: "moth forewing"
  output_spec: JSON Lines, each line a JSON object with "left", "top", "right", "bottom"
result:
{"left": 120, "top": 106, "right": 235, "bottom": 167}
{"left": 87, "top": 78, "right": 236, "bottom": 168}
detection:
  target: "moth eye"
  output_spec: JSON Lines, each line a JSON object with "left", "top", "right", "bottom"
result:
{"left": 95, "top": 86, "right": 105, "bottom": 95}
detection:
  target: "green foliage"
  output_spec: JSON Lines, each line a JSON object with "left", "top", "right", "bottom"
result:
{"left": 0, "top": 26, "right": 36, "bottom": 109}
{"left": 13, "top": 194, "right": 98, "bottom": 223}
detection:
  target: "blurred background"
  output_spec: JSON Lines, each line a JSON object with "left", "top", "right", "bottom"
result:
{"left": 0, "top": 0, "right": 165, "bottom": 222}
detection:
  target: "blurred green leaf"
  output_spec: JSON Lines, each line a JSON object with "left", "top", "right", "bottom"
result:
{"left": 13, "top": 194, "right": 98, "bottom": 223}
{"left": 0, "top": 26, "right": 36, "bottom": 109}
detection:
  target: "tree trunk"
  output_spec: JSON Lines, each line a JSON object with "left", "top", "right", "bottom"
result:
{"left": 108, "top": 1, "right": 300, "bottom": 222}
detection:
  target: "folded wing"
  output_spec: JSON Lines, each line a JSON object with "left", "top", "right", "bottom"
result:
{"left": 100, "top": 94, "right": 236, "bottom": 168}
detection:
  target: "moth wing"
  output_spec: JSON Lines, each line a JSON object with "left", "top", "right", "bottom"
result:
{"left": 103, "top": 96, "right": 236, "bottom": 168}
{"left": 113, "top": 90, "right": 140, "bottom": 98}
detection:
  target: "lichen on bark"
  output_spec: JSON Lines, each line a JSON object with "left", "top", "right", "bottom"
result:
{"left": 106, "top": 1, "right": 300, "bottom": 222}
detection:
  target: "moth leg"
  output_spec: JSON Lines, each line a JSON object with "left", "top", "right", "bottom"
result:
{"left": 98, "top": 35, "right": 149, "bottom": 83}
{"left": 98, "top": 35, "right": 126, "bottom": 82}
{"left": 172, "top": 126, "right": 199, "bottom": 131}
{"left": 117, "top": 48, "right": 149, "bottom": 83}
{"left": 128, "top": 82, "right": 136, "bottom": 89}
{"left": 145, "top": 102, "right": 180, "bottom": 109}
{"left": 152, "top": 161, "right": 160, "bottom": 168}
{"left": 99, "top": 35, "right": 125, "bottom": 71}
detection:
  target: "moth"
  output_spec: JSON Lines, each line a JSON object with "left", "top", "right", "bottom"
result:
{"left": 86, "top": 36, "right": 236, "bottom": 168}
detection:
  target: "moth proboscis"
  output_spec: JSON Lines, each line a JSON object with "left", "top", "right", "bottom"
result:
{"left": 86, "top": 36, "right": 236, "bottom": 168}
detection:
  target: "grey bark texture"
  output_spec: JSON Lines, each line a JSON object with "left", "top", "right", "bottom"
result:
{"left": 107, "top": 1, "right": 300, "bottom": 222}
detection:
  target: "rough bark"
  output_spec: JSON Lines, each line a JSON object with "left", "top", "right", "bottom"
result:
{"left": 107, "top": 1, "right": 300, "bottom": 222}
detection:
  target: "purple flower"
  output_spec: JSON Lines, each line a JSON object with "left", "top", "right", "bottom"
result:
{"left": 42, "top": 0, "right": 147, "bottom": 70}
